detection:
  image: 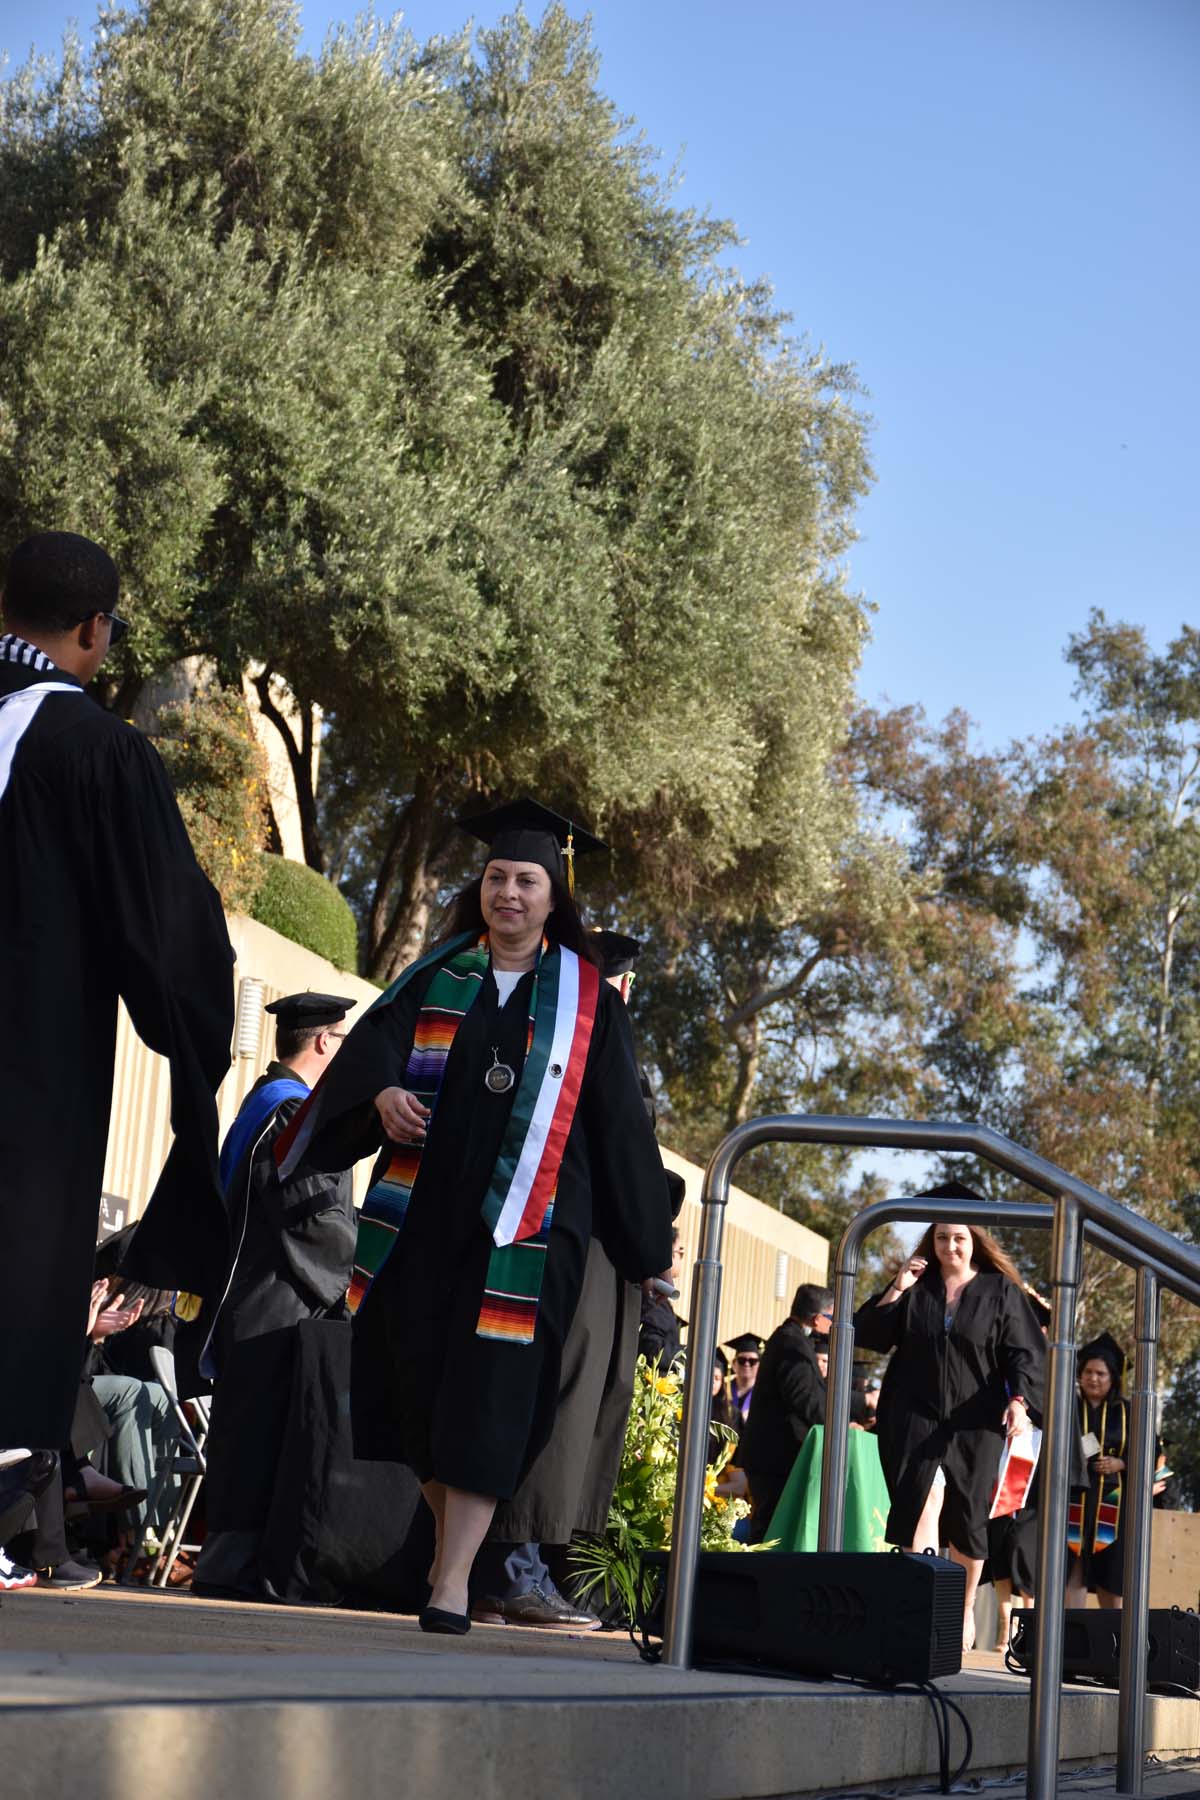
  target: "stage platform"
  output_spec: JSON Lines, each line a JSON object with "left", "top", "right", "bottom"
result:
{"left": 1, "top": 1586, "right": 1197, "bottom": 1799}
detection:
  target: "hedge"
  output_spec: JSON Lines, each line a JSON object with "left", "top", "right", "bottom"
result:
{"left": 251, "top": 853, "right": 360, "bottom": 973}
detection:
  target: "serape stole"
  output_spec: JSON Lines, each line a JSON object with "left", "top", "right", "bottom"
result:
{"left": 349, "top": 933, "right": 600, "bottom": 1344}
{"left": 1067, "top": 1395, "right": 1125, "bottom": 1556}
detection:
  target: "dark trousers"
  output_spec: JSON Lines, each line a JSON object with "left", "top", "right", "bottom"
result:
{"left": 10, "top": 1463, "right": 70, "bottom": 1569}
{"left": 745, "top": 1470, "right": 787, "bottom": 1546}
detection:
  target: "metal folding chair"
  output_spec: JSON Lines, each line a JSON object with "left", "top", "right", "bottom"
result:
{"left": 142, "top": 1344, "right": 210, "bottom": 1588}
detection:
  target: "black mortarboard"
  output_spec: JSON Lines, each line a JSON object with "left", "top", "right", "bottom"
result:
{"left": 457, "top": 797, "right": 605, "bottom": 892}
{"left": 714, "top": 1346, "right": 729, "bottom": 1375}
{"left": 264, "top": 991, "right": 355, "bottom": 1029}
{"left": 1078, "top": 1330, "right": 1126, "bottom": 1381}
{"left": 592, "top": 929, "right": 643, "bottom": 978}
{"left": 725, "top": 1332, "right": 764, "bottom": 1357}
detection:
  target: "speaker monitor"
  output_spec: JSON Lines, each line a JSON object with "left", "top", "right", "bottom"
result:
{"left": 1009, "top": 1608, "right": 1200, "bottom": 1697}
{"left": 643, "top": 1550, "right": 965, "bottom": 1684}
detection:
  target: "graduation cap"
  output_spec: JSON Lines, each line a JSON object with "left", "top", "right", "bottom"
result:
{"left": 457, "top": 797, "right": 605, "bottom": 894}
{"left": 714, "top": 1346, "right": 730, "bottom": 1375}
{"left": 592, "top": 929, "right": 643, "bottom": 978}
{"left": 1078, "top": 1330, "right": 1126, "bottom": 1382}
{"left": 264, "top": 991, "right": 355, "bottom": 1029}
{"left": 725, "top": 1332, "right": 764, "bottom": 1359}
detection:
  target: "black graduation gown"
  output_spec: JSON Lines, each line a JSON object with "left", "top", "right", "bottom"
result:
{"left": 196, "top": 1065, "right": 357, "bottom": 1577}
{"left": 854, "top": 1270, "right": 1045, "bottom": 1560}
{"left": 489, "top": 1034, "right": 669, "bottom": 1545}
{"left": 0, "top": 646, "right": 233, "bottom": 1449}
{"left": 1068, "top": 1393, "right": 1133, "bottom": 1596}
{"left": 309, "top": 954, "right": 674, "bottom": 1498}
{"left": 489, "top": 1237, "right": 641, "bottom": 1542}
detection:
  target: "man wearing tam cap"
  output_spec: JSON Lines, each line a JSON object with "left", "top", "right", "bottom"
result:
{"left": 192, "top": 992, "right": 356, "bottom": 1599}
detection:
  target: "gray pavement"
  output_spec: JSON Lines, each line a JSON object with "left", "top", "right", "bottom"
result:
{"left": 0, "top": 1586, "right": 1196, "bottom": 1800}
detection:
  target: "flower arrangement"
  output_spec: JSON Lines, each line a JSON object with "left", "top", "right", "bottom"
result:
{"left": 570, "top": 1355, "right": 757, "bottom": 1626}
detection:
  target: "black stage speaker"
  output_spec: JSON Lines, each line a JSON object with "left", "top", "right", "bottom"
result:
{"left": 1009, "top": 1608, "right": 1200, "bottom": 1697}
{"left": 642, "top": 1550, "right": 964, "bottom": 1683}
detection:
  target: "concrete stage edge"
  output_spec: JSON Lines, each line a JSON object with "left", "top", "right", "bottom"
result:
{"left": 1, "top": 1589, "right": 1197, "bottom": 1800}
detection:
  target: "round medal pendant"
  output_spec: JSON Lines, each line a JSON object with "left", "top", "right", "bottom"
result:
{"left": 485, "top": 1049, "right": 516, "bottom": 1094}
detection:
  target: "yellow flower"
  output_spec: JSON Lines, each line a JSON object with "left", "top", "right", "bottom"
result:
{"left": 654, "top": 1375, "right": 678, "bottom": 1396}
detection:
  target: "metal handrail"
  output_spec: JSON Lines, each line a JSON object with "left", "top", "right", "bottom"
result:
{"left": 661, "top": 1113, "right": 1200, "bottom": 1800}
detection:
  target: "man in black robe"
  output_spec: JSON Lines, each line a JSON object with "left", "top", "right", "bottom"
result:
{"left": 739, "top": 1283, "right": 861, "bottom": 1543}
{"left": 192, "top": 992, "right": 358, "bottom": 1599}
{"left": 0, "top": 531, "right": 233, "bottom": 1455}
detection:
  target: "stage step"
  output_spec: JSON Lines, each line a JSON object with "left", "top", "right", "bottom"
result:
{"left": 2, "top": 1589, "right": 1196, "bottom": 1800}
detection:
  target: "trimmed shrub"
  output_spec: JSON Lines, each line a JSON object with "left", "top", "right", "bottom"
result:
{"left": 151, "top": 689, "right": 269, "bottom": 915}
{"left": 251, "top": 852, "right": 359, "bottom": 972}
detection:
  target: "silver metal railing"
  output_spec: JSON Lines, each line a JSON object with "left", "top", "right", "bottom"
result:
{"left": 661, "top": 1113, "right": 1200, "bottom": 1800}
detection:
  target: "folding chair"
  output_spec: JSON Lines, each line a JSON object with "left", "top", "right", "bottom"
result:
{"left": 141, "top": 1344, "right": 210, "bottom": 1588}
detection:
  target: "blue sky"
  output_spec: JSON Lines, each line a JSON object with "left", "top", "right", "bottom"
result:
{"left": 2, "top": 0, "right": 1197, "bottom": 752}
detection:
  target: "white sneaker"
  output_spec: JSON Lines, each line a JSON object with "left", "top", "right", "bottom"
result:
{"left": 0, "top": 1448, "right": 33, "bottom": 1469}
{"left": 0, "top": 1547, "right": 38, "bottom": 1590}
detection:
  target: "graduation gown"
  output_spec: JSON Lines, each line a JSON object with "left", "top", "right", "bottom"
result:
{"left": 309, "top": 953, "right": 674, "bottom": 1499}
{"left": 489, "top": 1035, "right": 674, "bottom": 1545}
{"left": 854, "top": 1269, "right": 1045, "bottom": 1560}
{"left": 1068, "top": 1393, "right": 1135, "bottom": 1596}
{"left": 0, "top": 641, "right": 233, "bottom": 1449}
{"left": 195, "top": 1064, "right": 357, "bottom": 1585}
{"left": 489, "top": 1237, "right": 641, "bottom": 1543}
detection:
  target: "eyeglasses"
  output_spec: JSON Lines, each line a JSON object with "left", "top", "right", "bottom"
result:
{"left": 97, "top": 610, "right": 128, "bottom": 645}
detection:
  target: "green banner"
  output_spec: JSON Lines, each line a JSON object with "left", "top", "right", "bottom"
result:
{"left": 766, "top": 1425, "right": 892, "bottom": 1553}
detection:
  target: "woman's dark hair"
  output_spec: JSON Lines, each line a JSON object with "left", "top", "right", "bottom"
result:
{"left": 436, "top": 869, "right": 600, "bottom": 963}
{"left": 912, "top": 1221, "right": 1023, "bottom": 1287}
{"left": 711, "top": 1356, "right": 737, "bottom": 1433}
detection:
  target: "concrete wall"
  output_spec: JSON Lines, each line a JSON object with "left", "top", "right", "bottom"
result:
{"left": 99, "top": 916, "right": 831, "bottom": 1315}
{"left": 100, "top": 912, "right": 379, "bottom": 1229}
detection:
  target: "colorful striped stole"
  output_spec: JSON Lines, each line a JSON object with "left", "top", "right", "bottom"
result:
{"left": 348, "top": 933, "right": 600, "bottom": 1345}
{"left": 1067, "top": 1395, "right": 1125, "bottom": 1556}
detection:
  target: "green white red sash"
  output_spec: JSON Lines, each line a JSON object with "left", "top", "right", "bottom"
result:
{"left": 289, "top": 932, "right": 600, "bottom": 1344}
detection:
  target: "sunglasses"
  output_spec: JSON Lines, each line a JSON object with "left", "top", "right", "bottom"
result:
{"left": 85, "top": 609, "right": 129, "bottom": 645}
{"left": 735, "top": 1355, "right": 759, "bottom": 1366}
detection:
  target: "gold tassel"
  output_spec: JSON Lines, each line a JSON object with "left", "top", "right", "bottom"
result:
{"left": 565, "top": 825, "right": 575, "bottom": 895}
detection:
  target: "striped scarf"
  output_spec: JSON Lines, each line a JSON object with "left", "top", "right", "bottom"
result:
{"left": 0, "top": 634, "right": 59, "bottom": 673}
{"left": 349, "top": 933, "right": 599, "bottom": 1344}
{"left": 1067, "top": 1395, "right": 1125, "bottom": 1556}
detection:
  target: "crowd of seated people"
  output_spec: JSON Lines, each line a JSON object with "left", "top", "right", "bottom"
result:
{"left": 0, "top": 1263, "right": 184, "bottom": 1591}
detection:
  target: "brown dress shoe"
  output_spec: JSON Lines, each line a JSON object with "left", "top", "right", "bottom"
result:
{"left": 500, "top": 1583, "right": 602, "bottom": 1630}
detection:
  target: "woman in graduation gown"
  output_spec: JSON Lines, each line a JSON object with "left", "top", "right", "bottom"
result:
{"left": 1066, "top": 1332, "right": 1165, "bottom": 1609}
{"left": 854, "top": 1217, "right": 1045, "bottom": 1650}
{"left": 278, "top": 800, "right": 674, "bottom": 1633}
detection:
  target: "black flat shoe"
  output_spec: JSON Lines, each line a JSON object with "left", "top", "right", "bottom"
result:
{"left": 419, "top": 1605, "right": 471, "bottom": 1636}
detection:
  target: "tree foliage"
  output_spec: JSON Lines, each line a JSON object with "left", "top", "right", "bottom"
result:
{"left": 150, "top": 688, "right": 269, "bottom": 912}
{"left": 0, "top": 0, "right": 874, "bottom": 980}
{"left": 251, "top": 851, "right": 359, "bottom": 971}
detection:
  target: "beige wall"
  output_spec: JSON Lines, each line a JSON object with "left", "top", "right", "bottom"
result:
{"left": 101, "top": 913, "right": 379, "bottom": 1226}
{"left": 101, "top": 918, "right": 832, "bottom": 1311}
{"left": 663, "top": 1147, "right": 829, "bottom": 1349}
